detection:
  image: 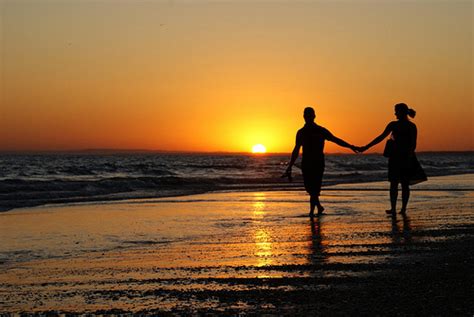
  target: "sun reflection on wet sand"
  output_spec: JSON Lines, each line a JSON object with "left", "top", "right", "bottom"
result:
{"left": 252, "top": 202, "right": 265, "bottom": 218}
{"left": 251, "top": 193, "right": 274, "bottom": 269}
{"left": 0, "top": 175, "right": 472, "bottom": 313}
{"left": 254, "top": 229, "right": 273, "bottom": 268}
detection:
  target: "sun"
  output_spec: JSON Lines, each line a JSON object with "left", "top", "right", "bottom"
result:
{"left": 252, "top": 144, "right": 267, "bottom": 154}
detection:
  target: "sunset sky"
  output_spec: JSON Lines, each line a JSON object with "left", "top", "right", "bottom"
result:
{"left": 1, "top": 0, "right": 472, "bottom": 153}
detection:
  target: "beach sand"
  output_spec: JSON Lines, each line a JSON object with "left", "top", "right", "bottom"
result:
{"left": 0, "top": 174, "right": 473, "bottom": 315}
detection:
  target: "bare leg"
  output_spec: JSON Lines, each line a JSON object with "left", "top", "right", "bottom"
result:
{"left": 309, "top": 195, "right": 324, "bottom": 216}
{"left": 386, "top": 181, "right": 398, "bottom": 214}
{"left": 317, "top": 201, "right": 325, "bottom": 215}
{"left": 400, "top": 181, "right": 410, "bottom": 214}
{"left": 309, "top": 195, "right": 316, "bottom": 217}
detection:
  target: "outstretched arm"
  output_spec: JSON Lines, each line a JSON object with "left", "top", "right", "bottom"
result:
{"left": 362, "top": 123, "right": 393, "bottom": 151}
{"left": 326, "top": 131, "right": 358, "bottom": 153}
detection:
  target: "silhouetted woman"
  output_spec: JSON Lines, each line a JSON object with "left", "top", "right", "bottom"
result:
{"left": 361, "top": 103, "right": 425, "bottom": 214}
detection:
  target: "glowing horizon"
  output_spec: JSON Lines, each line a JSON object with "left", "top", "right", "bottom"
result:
{"left": 1, "top": 1, "right": 472, "bottom": 153}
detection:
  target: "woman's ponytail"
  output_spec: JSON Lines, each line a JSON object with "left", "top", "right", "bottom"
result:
{"left": 408, "top": 108, "right": 416, "bottom": 118}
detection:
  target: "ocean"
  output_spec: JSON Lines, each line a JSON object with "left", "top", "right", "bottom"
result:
{"left": 0, "top": 152, "right": 472, "bottom": 211}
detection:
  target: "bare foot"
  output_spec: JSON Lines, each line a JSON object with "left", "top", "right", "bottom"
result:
{"left": 399, "top": 208, "right": 407, "bottom": 214}
{"left": 317, "top": 205, "right": 325, "bottom": 215}
{"left": 385, "top": 209, "right": 396, "bottom": 215}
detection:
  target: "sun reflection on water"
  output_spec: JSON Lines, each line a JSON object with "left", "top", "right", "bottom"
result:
{"left": 251, "top": 193, "right": 273, "bottom": 267}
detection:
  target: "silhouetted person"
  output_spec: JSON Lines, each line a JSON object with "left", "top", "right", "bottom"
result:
{"left": 360, "top": 103, "right": 426, "bottom": 214}
{"left": 284, "top": 107, "right": 357, "bottom": 216}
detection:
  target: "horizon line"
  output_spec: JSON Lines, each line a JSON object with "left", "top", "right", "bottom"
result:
{"left": 0, "top": 149, "right": 472, "bottom": 155}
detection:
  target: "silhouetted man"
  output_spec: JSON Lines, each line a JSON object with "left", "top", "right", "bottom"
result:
{"left": 284, "top": 107, "right": 357, "bottom": 216}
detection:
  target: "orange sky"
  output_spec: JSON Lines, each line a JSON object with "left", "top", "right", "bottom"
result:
{"left": 1, "top": 1, "right": 472, "bottom": 153}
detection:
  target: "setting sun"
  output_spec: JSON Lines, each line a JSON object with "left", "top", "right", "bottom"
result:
{"left": 252, "top": 144, "right": 267, "bottom": 154}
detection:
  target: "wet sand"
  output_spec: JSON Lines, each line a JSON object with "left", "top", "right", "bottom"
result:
{"left": 0, "top": 174, "right": 473, "bottom": 315}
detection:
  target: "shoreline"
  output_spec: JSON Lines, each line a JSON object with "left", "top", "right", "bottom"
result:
{"left": 2, "top": 172, "right": 473, "bottom": 213}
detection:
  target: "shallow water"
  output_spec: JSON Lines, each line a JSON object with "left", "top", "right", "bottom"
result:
{"left": 1, "top": 152, "right": 472, "bottom": 211}
{"left": 0, "top": 174, "right": 472, "bottom": 313}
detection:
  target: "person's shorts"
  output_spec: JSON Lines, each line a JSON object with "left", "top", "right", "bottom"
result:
{"left": 302, "top": 162, "right": 325, "bottom": 196}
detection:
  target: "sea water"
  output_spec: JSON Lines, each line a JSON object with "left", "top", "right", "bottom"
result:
{"left": 0, "top": 152, "right": 472, "bottom": 211}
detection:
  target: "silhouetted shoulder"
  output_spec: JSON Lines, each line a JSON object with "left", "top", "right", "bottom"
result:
{"left": 296, "top": 127, "right": 304, "bottom": 138}
{"left": 387, "top": 121, "right": 398, "bottom": 131}
{"left": 318, "top": 126, "right": 332, "bottom": 139}
{"left": 298, "top": 124, "right": 331, "bottom": 140}
{"left": 391, "top": 120, "right": 417, "bottom": 131}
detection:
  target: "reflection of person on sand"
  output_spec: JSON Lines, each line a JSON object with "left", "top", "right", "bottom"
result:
{"left": 309, "top": 217, "right": 327, "bottom": 264}
{"left": 390, "top": 213, "right": 412, "bottom": 245}
{"left": 283, "top": 107, "right": 358, "bottom": 216}
{"left": 359, "top": 103, "right": 427, "bottom": 215}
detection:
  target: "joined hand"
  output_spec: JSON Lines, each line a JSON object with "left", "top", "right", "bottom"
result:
{"left": 351, "top": 145, "right": 368, "bottom": 153}
{"left": 356, "top": 145, "right": 369, "bottom": 153}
